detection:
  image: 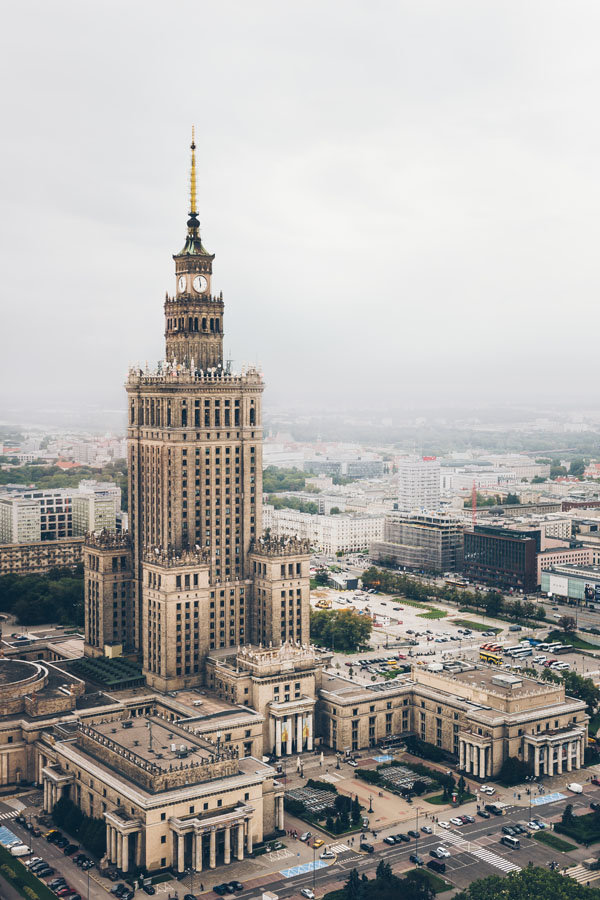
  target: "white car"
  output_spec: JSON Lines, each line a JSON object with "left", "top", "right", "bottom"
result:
{"left": 25, "top": 857, "right": 43, "bottom": 868}
{"left": 450, "top": 817, "right": 463, "bottom": 826}
{"left": 301, "top": 891, "right": 315, "bottom": 900}
{"left": 527, "top": 821, "right": 540, "bottom": 830}
{"left": 435, "top": 847, "right": 451, "bottom": 858}
{"left": 480, "top": 785, "right": 495, "bottom": 795}
{"left": 320, "top": 850, "right": 335, "bottom": 859}
{"left": 438, "top": 821, "right": 451, "bottom": 829}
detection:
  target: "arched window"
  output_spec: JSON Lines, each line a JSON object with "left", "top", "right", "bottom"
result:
{"left": 202, "top": 317, "right": 207, "bottom": 331}
{"left": 210, "top": 318, "right": 214, "bottom": 333}
{"left": 215, "top": 318, "right": 220, "bottom": 333}
{"left": 249, "top": 406, "right": 256, "bottom": 426}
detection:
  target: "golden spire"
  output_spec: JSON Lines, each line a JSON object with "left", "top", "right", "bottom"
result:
{"left": 190, "top": 126, "right": 197, "bottom": 215}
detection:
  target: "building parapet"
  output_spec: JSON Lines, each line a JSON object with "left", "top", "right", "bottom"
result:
{"left": 126, "top": 362, "right": 263, "bottom": 387}
{"left": 250, "top": 533, "right": 311, "bottom": 557}
{"left": 84, "top": 530, "right": 130, "bottom": 551}
{"left": 142, "top": 546, "right": 209, "bottom": 568}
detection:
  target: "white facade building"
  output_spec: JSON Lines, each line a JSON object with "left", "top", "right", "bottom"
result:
{"left": 263, "top": 506, "right": 384, "bottom": 554}
{"left": 397, "top": 457, "right": 441, "bottom": 513}
{"left": 0, "top": 496, "right": 41, "bottom": 543}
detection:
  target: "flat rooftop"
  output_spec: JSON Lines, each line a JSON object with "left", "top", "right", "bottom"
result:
{"left": 91, "top": 716, "right": 214, "bottom": 768}
{"left": 435, "top": 664, "right": 552, "bottom": 699}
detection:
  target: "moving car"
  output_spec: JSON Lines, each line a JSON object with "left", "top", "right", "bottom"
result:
{"left": 320, "top": 850, "right": 335, "bottom": 859}
{"left": 300, "top": 891, "right": 315, "bottom": 900}
{"left": 313, "top": 839, "right": 324, "bottom": 848}
{"left": 421, "top": 826, "right": 433, "bottom": 834}
{"left": 300, "top": 832, "right": 312, "bottom": 842}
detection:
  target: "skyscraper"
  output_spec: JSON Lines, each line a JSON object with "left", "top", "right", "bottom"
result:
{"left": 397, "top": 456, "right": 441, "bottom": 513}
{"left": 84, "top": 135, "right": 310, "bottom": 687}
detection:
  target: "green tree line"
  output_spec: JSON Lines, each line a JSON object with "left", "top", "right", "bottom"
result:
{"left": 0, "top": 566, "right": 84, "bottom": 626}
{"left": 0, "top": 461, "right": 128, "bottom": 510}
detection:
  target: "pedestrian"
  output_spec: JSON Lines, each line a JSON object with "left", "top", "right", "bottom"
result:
{"left": 201, "top": 884, "right": 204, "bottom": 892}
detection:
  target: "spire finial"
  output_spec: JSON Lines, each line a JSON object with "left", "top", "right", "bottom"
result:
{"left": 190, "top": 126, "right": 197, "bottom": 216}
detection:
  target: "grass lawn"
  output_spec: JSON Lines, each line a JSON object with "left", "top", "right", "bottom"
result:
{"left": 417, "top": 867, "right": 453, "bottom": 893}
{"left": 533, "top": 831, "right": 577, "bottom": 852}
{"left": 452, "top": 618, "right": 502, "bottom": 633}
{"left": 0, "top": 843, "right": 57, "bottom": 900}
{"left": 555, "top": 812, "right": 600, "bottom": 844}
{"left": 547, "top": 630, "right": 599, "bottom": 651}
{"left": 418, "top": 609, "right": 447, "bottom": 620}
{"left": 393, "top": 597, "right": 434, "bottom": 610}
{"left": 424, "top": 792, "right": 476, "bottom": 805}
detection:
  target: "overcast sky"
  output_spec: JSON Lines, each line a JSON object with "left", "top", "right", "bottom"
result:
{"left": 2, "top": 1, "right": 600, "bottom": 424}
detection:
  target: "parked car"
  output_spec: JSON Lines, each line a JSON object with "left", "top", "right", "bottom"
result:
{"left": 431, "top": 847, "right": 450, "bottom": 859}
{"left": 460, "top": 815, "right": 475, "bottom": 824}
{"left": 184, "top": 895, "right": 199, "bottom": 900}
{"left": 300, "top": 891, "right": 315, "bottom": 900}
{"left": 407, "top": 830, "right": 419, "bottom": 839}
{"left": 347, "top": 759, "right": 357, "bottom": 767}
{"left": 427, "top": 859, "right": 446, "bottom": 874}
{"left": 421, "top": 825, "right": 433, "bottom": 834}
{"left": 383, "top": 836, "right": 396, "bottom": 845}
{"left": 313, "top": 839, "right": 324, "bottom": 849}
{"left": 438, "top": 821, "right": 450, "bottom": 829}
{"left": 526, "top": 821, "right": 540, "bottom": 831}
{"left": 142, "top": 887, "right": 156, "bottom": 896}
{"left": 450, "top": 817, "right": 463, "bottom": 826}
{"left": 409, "top": 853, "right": 424, "bottom": 866}
{"left": 300, "top": 832, "right": 312, "bottom": 842}
{"left": 360, "top": 842, "right": 374, "bottom": 853}
{"left": 477, "top": 810, "right": 490, "bottom": 819}
{"left": 227, "top": 883, "right": 243, "bottom": 892}
{"left": 396, "top": 833, "right": 411, "bottom": 842}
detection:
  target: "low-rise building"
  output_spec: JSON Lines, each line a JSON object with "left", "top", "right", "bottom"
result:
{"left": 0, "top": 537, "right": 84, "bottom": 575}
{"left": 318, "top": 662, "right": 588, "bottom": 778}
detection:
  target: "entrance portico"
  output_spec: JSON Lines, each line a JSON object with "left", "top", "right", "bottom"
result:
{"left": 169, "top": 803, "right": 264, "bottom": 873}
{"left": 269, "top": 699, "right": 314, "bottom": 757}
{"left": 459, "top": 732, "right": 492, "bottom": 778}
{"left": 524, "top": 728, "right": 586, "bottom": 777}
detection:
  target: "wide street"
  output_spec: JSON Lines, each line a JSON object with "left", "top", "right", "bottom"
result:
{"left": 5, "top": 763, "right": 600, "bottom": 900}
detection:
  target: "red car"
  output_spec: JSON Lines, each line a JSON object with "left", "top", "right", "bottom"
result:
{"left": 397, "top": 654, "right": 407, "bottom": 660}
{"left": 592, "top": 777, "right": 600, "bottom": 787}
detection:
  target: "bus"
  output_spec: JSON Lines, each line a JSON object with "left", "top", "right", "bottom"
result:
{"left": 510, "top": 647, "right": 532, "bottom": 659}
{"left": 546, "top": 643, "right": 563, "bottom": 653}
{"left": 503, "top": 645, "right": 524, "bottom": 655}
{"left": 480, "top": 650, "right": 503, "bottom": 665}
{"left": 553, "top": 644, "right": 571, "bottom": 654}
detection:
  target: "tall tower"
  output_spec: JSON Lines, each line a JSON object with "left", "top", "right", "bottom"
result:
{"left": 125, "top": 134, "right": 264, "bottom": 689}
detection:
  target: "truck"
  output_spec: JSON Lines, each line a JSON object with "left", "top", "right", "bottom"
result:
{"left": 263, "top": 892, "right": 279, "bottom": 900}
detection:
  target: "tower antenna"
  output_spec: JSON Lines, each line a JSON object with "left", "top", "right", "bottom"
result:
{"left": 190, "top": 126, "right": 197, "bottom": 216}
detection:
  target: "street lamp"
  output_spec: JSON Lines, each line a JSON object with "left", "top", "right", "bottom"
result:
{"left": 368, "top": 795, "right": 373, "bottom": 814}
{"left": 312, "top": 840, "right": 317, "bottom": 893}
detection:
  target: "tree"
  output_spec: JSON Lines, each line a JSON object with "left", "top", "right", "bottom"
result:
{"left": 569, "top": 458, "right": 586, "bottom": 477}
{"left": 453, "top": 866, "right": 599, "bottom": 900}
{"left": 558, "top": 615, "right": 577, "bottom": 634}
{"left": 344, "top": 868, "right": 362, "bottom": 900}
{"left": 330, "top": 507, "right": 341, "bottom": 515}
{"left": 314, "top": 567, "right": 329, "bottom": 586}
{"left": 498, "top": 756, "right": 531, "bottom": 785}
{"left": 375, "top": 861, "right": 393, "bottom": 883}
{"left": 310, "top": 608, "right": 372, "bottom": 651}
{"left": 484, "top": 592, "right": 504, "bottom": 618}
{"left": 550, "top": 464, "right": 567, "bottom": 479}
{"left": 562, "top": 803, "right": 575, "bottom": 825}
{"left": 457, "top": 774, "right": 466, "bottom": 798}
{"left": 505, "top": 492, "right": 520, "bottom": 505}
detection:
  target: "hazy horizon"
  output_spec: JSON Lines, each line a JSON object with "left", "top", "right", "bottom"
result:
{"left": 2, "top": 1, "right": 600, "bottom": 418}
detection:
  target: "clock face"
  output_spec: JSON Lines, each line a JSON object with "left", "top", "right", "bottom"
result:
{"left": 178, "top": 275, "right": 187, "bottom": 293}
{"left": 193, "top": 274, "right": 208, "bottom": 294}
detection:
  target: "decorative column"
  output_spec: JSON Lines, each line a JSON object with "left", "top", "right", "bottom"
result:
{"left": 111, "top": 827, "right": 117, "bottom": 864}
{"left": 224, "top": 826, "right": 231, "bottom": 864}
{"left": 43, "top": 780, "right": 48, "bottom": 812}
{"left": 275, "top": 718, "right": 282, "bottom": 758}
{"left": 247, "top": 821, "right": 253, "bottom": 855}
{"left": 576, "top": 738, "right": 582, "bottom": 769}
{"left": 534, "top": 745, "right": 540, "bottom": 777}
{"left": 567, "top": 741, "right": 573, "bottom": 772}
{"left": 557, "top": 744, "right": 563, "bottom": 775}
{"left": 122, "top": 833, "right": 129, "bottom": 874}
{"left": 195, "top": 833, "right": 203, "bottom": 872}
{"left": 237, "top": 823, "right": 244, "bottom": 860}
{"left": 286, "top": 719, "right": 292, "bottom": 755}
{"left": 297, "top": 716, "right": 303, "bottom": 753}
{"left": 471, "top": 745, "right": 478, "bottom": 777}
{"left": 547, "top": 747, "right": 554, "bottom": 777}
{"left": 105, "top": 826, "right": 112, "bottom": 862}
{"left": 459, "top": 741, "right": 465, "bottom": 770}
{"left": 209, "top": 829, "right": 216, "bottom": 869}
{"left": 307, "top": 713, "right": 314, "bottom": 751}
{"left": 135, "top": 833, "right": 142, "bottom": 868}
{"left": 116, "top": 833, "right": 122, "bottom": 871}
{"left": 277, "top": 796, "right": 284, "bottom": 831}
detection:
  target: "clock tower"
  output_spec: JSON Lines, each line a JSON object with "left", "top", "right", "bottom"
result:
{"left": 165, "top": 129, "right": 224, "bottom": 372}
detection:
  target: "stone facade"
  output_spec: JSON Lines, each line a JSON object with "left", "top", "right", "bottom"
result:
{"left": 0, "top": 537, "right": 83, "bottom": 575}
{"left": 84, "top": 531, "right": 132, "bottom": 657}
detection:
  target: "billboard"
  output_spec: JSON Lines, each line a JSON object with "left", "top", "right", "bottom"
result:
{"left": 549, "top": 574, "right": 569, "bottom": 597}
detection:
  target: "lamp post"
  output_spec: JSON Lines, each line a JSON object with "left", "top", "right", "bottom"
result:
{"left": 312, "top": 840, "right": 317, "bottom": 893}
{"left": 415, "top": 806, "right": 422, "bottom": 859}
{"left": 368, "top": 795, "right": 373, "bottom": 814}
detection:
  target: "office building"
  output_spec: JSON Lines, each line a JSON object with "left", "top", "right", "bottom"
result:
{"left": 463, "top": 525, "right": 538, "bottom": 592}
{"left": 262, "top": 505, "right": 384, "bottom": 554}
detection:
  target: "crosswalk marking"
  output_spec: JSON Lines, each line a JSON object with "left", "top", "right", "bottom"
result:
{"left": 0, "top": 811, "right": 18, "bottom": 820}
{"left": 564, "top": 865, "right": 600, "bottom": 885}
{"left": 327, "top": 843, "right": 351, "bottom": 854}
{"left": 437, "top": 829, "right": 520, "bottom": 874}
